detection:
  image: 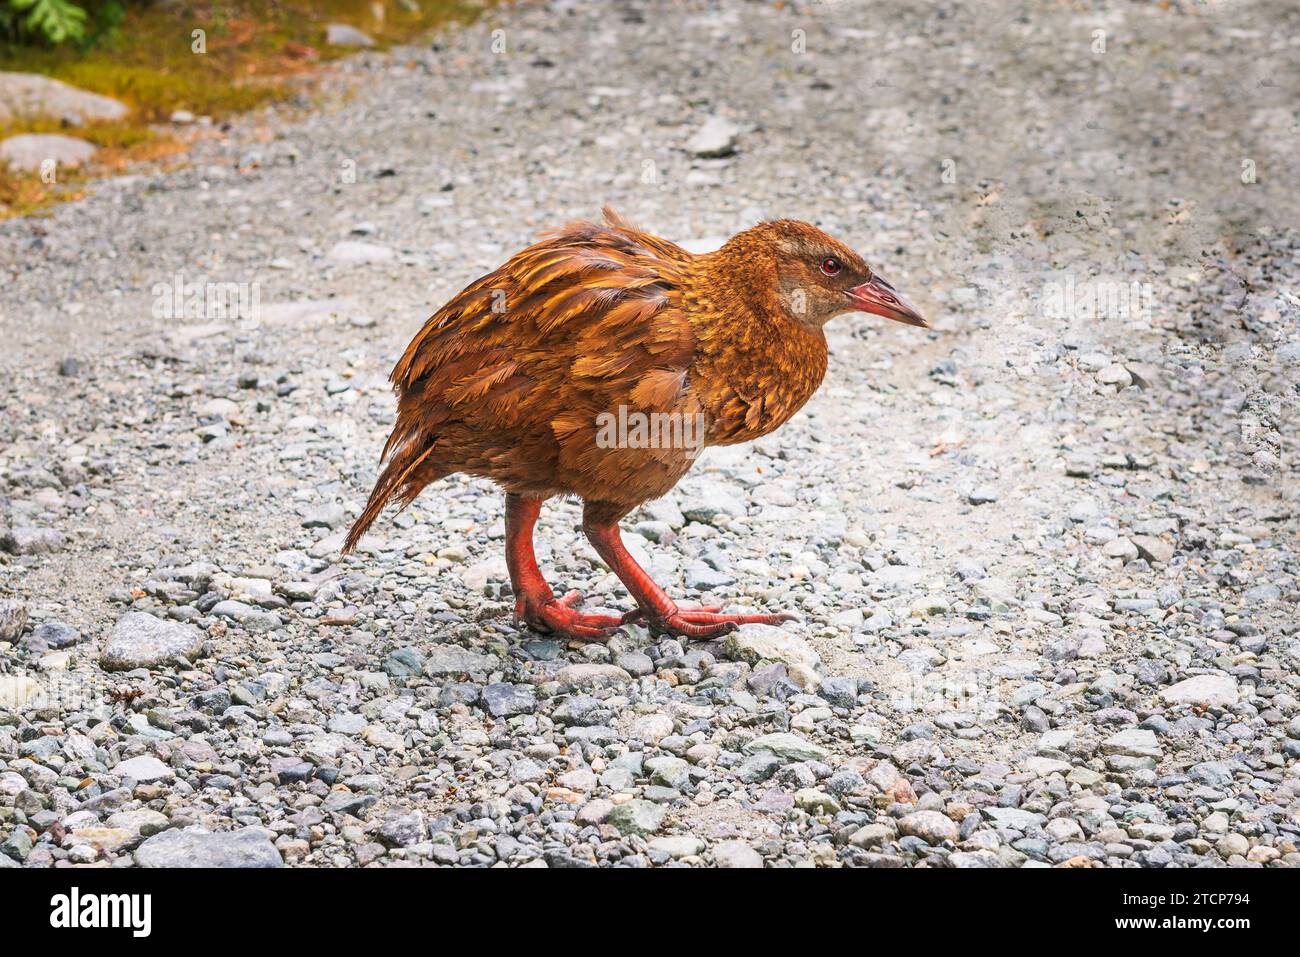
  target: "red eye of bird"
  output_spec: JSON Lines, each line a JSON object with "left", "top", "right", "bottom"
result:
{"left": 820, "top": 257, "right": 842, "bottom": 277}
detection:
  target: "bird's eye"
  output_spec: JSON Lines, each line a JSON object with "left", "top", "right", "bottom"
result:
{"left": 820, "top": 257, "right": 842, "bottom": 277}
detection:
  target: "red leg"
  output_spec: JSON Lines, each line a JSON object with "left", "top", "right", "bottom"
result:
{"left": 505, "top": 494, "right": 623, "bottom": 642}
{"left": 581, "top": 502, "right": 796, "bottom": 640}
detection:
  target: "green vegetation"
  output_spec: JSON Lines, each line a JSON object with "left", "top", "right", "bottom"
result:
{"left": 4, "top": 0, "right": 91, "bottom": 45}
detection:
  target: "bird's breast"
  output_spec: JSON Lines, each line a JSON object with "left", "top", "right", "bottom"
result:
{"left": 698, "top": 325, "right": 829, "bottom": 446}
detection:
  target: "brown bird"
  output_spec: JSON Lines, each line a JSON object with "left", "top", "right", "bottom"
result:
{"left": 344, "top": 209, "right": 927, "bottom": 641}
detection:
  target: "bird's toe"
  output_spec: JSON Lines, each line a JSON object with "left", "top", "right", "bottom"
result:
{"left": 644, "top": 605, "right": 798, "bottom": 639}
{"left": 519, "top": 596, "right": 626, "bottom": 644}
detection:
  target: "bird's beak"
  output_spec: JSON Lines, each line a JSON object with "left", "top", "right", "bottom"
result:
{"left": 846, "top": 275, "right": 928, "bottom": 327}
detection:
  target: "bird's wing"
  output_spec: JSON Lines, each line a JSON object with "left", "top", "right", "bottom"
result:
{"left": 346, "top": 215, "right": 699, "bottom": 549}
{"left": 382, "top": 214, "right": 698, "bottom": 474}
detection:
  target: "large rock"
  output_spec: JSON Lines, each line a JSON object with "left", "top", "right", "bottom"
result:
{"left": 713, "top": 840, "right": 764, "bottom": 868}
{"left": 1160, "top": 674, "right": 1240, "bottom": 708}
{"left": 0, "top": 71, "right": 129, "bottom": 123}
{"left": 113, "top": 755, "right": 175, "bottom": 783}
{"left": 135, "top": 827, "right": 282, "bottom": 868}
{"left": 0, "top": 526, "right": 65, "bottom": 555}
{"left": 100, "top": 612, "right": 204, "bottom": 671}
{"left": 982, "top": 806, "right": 1045, "bottom": 830}
{"left": 898, "top": 810, "right": 959, "bottom": 845}
{"left": 0, "top": 134, "right": 97, "bottom": 172}
{"left": 481, "top": 682, "right": 536, "bottom": 718}
{"left": 553, "top": 663, "right": 632, "bottom": 690}
{"left": 422, "top": 644, "right": 494, "bottom": 676}
{"left": 1102, "top": 728, "right": 1163, "bottom": 760}
{"left": 724, "top": 624, "right": 821, "bottom": 689}
{"left": 744, "top": 732, "right": 830, "bottom": 763}
{"left": 606, "top": 800, "right": 666, "bottom": 837}
{"left": 1131, "top": 535, "right": 1174, "bottom": 564}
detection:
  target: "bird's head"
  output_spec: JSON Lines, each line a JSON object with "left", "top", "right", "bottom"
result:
{"left": 714, "top": 219, "right": 928, "bottom": 330}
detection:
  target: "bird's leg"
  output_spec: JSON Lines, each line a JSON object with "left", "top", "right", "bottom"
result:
{"left": 581, "top": 503, "right": 797, "bottom": 640}
{"left": 504, "top": 493, "right": 623, "bottom": 642}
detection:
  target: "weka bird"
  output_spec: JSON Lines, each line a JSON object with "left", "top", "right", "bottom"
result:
{"left": 344, "top": 209, "right": 927, "bottom": 641}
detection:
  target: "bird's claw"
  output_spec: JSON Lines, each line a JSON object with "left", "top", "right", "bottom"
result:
{"left": 520, "top": 592, "right": 798, "bottom": 643}
{"left": 624, "top": 604, "right": 798, "bottom": 640}
{"left": 516, "top": 590, "right": 624, "bottom": 643}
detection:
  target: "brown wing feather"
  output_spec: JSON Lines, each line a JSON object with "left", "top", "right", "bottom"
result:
{"left": 344, "top": 210, "right": 699, "bottom": 550}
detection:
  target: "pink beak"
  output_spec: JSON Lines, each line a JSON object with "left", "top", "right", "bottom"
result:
{"left": 846, "top": 275, "right": 928, "bottom": 327}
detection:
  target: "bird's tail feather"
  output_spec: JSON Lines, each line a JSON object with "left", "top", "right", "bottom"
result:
{"left": 342, "top": 440, "right": 438, "bottom": 554}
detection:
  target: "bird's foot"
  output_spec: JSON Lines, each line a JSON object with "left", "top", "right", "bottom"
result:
{"left": 622, "top": 603, "right": 798, "bottom": 640}
{"left": 516, "top": 590, "right": 624, "bottom": 643}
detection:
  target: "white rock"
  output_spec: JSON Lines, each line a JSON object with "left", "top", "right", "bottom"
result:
{"left": 648, "top": 835, "right": 705, "bottom": 858}
{"left": 0, "top": 71, "right": 129, "bottom": 123}
{"left": 630, "top": 713, "right": 674, "bottom": 742}
{"left": 1102, "top": 728, "right": 1163, "bottom": 759}
{"left": 0, "top": 133, "right": 97, "bottom": 172}
{"left": 713, "top": 840, "right": 763, "bottom": 868}
{"left": 326, "top": 24, "right": 376, "bottom": 47}
{"left": 724, "top": 624, "right": 821, "bottom": 686}
{"left": 686, "top": 116, "right": 740, "bottom": 157}
{"left": 113, "top": 755, "right": 175, "bottom": 783}
{"left": 328, "top": 240, "right": 394, "bottom": 264}
{"left": 1102, "top": 537, "right": 1139, "bottom": 561}
{"left": 0, "top": 675, "right": 42, "bottom": 712}
{"left": 1097, "top": 364, "right": 1133, "bottom": 387}
{"left": 1160, "top": 674, "right": 1240, "bottom": 708}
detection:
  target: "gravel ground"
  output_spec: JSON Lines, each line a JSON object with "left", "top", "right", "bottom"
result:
{"left": 1, "top": 0, "right": 1297, "bottom": 868}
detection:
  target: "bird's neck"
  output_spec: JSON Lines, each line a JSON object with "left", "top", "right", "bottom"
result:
{"left": 685, "top": 256, "right": 830, "bottom": 445}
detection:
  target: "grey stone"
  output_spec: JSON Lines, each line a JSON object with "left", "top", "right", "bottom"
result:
{"left": 0, "top": 526, "right": 65, "bottom": 554}
{"left": 744, "top": 732, "right": 830, "bottom": 763}
{"left": 714, "top": 840, "right": 763, "bottom": 868}
{"left": 607, "top": 800, "right": 666, "bottom": 837}
{"left": 30, "top": 621, "right": 80, "bottom": 649}
{"left": 0, "top": 71, "right": 129, "bottom": 123}
{"left": 0, "top": 134, "right": 97, "bottom": 172}
{"left": 983, "top": 807, "right": 1045, "bottom": 830}
{"left": 481, "top": 682, "right": 536, "bottom": 717}
{"left": 423, "top": 644, "right": 494, "bottom": 676}
{"left": 135, "top": 828, "right": 282, "bottom": 867}
{"left": 100, "top": 612, "right": 204, "bottom": 671}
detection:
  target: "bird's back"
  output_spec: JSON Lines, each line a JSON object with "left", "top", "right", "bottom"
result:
{"left": 345, "top": 210, "right": 705, "bottom": 548}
